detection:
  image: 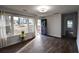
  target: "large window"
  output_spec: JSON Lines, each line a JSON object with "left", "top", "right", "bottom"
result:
{"left": 1, "top": 15, "right": 35, "bottom": 36}
{"left": 0, "top": 12, "right": 35, "bottom": 48}
{"left": 13, "top": 16, "right": 29, "bottom": 35}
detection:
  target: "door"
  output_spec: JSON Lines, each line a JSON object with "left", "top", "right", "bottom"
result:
{"left": 41, "top": 19, "right": 47, "bottom": 35}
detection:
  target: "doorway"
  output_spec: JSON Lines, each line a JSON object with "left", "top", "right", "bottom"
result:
{"left": 61, "top": 12, "right": 78, "bottom": 39}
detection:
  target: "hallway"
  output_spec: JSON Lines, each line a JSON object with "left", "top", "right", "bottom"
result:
{"left": 17, "top": 35, "right": 78, "bottom": 53}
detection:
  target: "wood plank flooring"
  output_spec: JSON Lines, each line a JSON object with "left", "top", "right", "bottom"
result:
{"left": 17, "top": 35, "right": 78, "bottom": 53}
{"left": 0, "top": 39, "right": 33, "bottom": 53}
{"left": 0, "top": 35, "right": 78, "bottom": 53}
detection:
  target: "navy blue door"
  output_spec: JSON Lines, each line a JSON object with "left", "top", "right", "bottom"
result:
{"left": 41, "top": 19, "right": 47, "bottom": 35}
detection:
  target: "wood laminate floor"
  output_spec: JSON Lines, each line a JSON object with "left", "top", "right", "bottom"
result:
{"left": 0, "top": 35, "right": 78, "bottom": 53}
{"left": 0, "top": 39, "right": 33, "bottom": 53}
{"left": 17, "top": 35, "right": 78, "bottom": 53}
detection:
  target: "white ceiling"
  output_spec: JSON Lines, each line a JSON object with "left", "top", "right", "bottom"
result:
{"left": 1, "top": 5, "right": 79, "bottom": 17}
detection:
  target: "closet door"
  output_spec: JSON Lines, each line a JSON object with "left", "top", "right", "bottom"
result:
{"left": 41, "top": 19, "right": 47, "bottom": 35}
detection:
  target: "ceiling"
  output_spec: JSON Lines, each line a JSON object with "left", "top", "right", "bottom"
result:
{"left": 1, "top": 5, "right": 79, "bottom": 17}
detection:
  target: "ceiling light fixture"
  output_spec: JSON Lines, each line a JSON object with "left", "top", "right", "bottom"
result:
{"left": 37, "top": 6, "right": 50, "bottom": 13}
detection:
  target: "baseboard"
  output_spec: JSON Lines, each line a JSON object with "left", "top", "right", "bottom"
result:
{"left": 61, "top": 35, "right": 77, "bottom": 39}
{"left": 46, "top": 35, "right": 61, "bottom": 39}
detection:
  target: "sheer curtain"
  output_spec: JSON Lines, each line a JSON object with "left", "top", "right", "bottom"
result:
{"left": 0, "top": 10, "right": 7, "bottom": 48}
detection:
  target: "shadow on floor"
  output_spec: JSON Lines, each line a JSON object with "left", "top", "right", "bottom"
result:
{"left": 0, "top": 39, "right": 33, "bottom": 53}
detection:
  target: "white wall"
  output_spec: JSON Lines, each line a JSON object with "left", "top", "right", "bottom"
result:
{"left": 46, "top": 14, "right": 61, "bottom": 37}
{"left": 77, "top": 11, "right": 79, "bottom": 52}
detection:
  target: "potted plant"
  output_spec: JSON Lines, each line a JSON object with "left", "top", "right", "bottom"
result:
{"left": 20, "top": 31, "right": 25, "bottom": 41}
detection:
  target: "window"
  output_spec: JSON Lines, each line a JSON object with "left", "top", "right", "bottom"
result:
{"left": 67, "top": 20, "right": 73, "bottom": 28}
{"left": 5, "top": 15, "right": 12, "bottom": 36}
{"left": 29, "top": 18, "right": 34, "bottom": 33}
{"left": 13, "top": 16, "right": 29, "bottom": 35}
{"left": 13, "top": 16, "right": 35, "bottom": 35}
{"left": 37, "top": 19, "right": 41, "bottom": 34}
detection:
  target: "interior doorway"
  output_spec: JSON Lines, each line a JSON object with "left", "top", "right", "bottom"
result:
{"left": 61, "top": 12, "right": 78, "bottom": 39}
